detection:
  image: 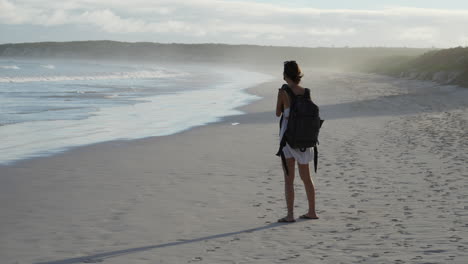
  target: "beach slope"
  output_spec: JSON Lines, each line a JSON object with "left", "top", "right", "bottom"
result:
{"left": 1, "top": 71, "right": 467, "bottom": 264}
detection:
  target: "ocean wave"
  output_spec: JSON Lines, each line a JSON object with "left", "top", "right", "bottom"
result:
{"left": 0, "top": 70, "right": 186, "bottom": 83}
{"left": 0, "top": 74, "right": 269, "bottom": 165}
{"left": 0, "top": 65, "right": 20, "bottom": 70}
{"left": 40, "top": 64, "right": 55, "bottom": 69}
{"left": 0, "top": 64, "right": 273, "bottom": 165}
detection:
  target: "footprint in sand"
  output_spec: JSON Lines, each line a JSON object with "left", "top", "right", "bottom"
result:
{"left": 206, "top": 246, "right": 221, "bottom": 252}
{"left": 188, "top": 256, "right": 203, "bottom": 262}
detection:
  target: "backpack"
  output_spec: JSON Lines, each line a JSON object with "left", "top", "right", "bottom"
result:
{"left": 276, "top": 84, "right": 324, "bottom": 175}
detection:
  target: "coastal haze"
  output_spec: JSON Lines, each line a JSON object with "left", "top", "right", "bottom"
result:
{"left": 1, "top": 1, "right": 468, "bottom": 264}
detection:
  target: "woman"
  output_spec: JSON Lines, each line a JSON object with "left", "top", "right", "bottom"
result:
{"left": 276, "top": 61, "right": 319, "bottom": 223}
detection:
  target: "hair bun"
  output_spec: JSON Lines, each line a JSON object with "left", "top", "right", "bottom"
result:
{"left": 283, "top": 61, "right": 303, "bottom": 84}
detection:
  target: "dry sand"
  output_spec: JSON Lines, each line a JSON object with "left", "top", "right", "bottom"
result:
{"left": 1, "top": 70, "right": 467, "bottom": 264}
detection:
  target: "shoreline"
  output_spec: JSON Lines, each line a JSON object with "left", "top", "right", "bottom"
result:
{"left": 0, "top": 64, "right": 275, "bottom": 167}
{"left": 1, "top": 79, "right": 278, "bottom": 169}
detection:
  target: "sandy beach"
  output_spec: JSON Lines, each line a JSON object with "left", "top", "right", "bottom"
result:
{"left": 1, "top": 70, "right": 467, "bottom": 264}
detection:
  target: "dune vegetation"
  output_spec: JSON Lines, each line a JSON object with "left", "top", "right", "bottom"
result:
{"left": 365, "top": 47, "right": 468, "bottom": 87}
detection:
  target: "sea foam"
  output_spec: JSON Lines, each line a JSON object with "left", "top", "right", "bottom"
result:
{"left": 0, "top": 65, "right": 20, "bottom": 70}
{"left": 0, "top": 70, "right": 186, "bottom": 83}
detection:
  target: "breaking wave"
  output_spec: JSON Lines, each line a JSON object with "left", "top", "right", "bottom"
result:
{"left": 0, "top": 70, "right": 186, "bottom": 83}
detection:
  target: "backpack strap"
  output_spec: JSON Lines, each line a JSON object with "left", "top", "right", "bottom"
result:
{"left": 305, "top": 88, "right": 311, "bottom": 100}
{"left": 313, "top": 146, "right": 318, "bottom": 173}
{"left": 281, "top": 84, "right": 296, "bottom": 107}
{"left": 278, "top": 145, "right": 289, "bottom": 176}
{"left": 284, "top": 85, "right": 311, "bottom": 103}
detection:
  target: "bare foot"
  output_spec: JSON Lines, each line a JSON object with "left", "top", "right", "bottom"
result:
{"left": 299, "top": 213, "right": 319, "bottom": 220}
{"left": 277, "top": 216, "right": 296, "bottom": 223}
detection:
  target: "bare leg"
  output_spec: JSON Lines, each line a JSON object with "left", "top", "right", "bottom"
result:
{"left": 298, "top": 163, "right": 319, "bottom": 219}
{"left": 279, "top": 158, "right": 296, "bottom": 222}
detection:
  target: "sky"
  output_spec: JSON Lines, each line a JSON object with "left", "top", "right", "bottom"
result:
{"left": 1, "top": 0, "right": 468, "bottom": 48}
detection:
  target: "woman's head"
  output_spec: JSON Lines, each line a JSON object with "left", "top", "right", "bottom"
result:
{"left": 283, "top": 60, "right": 303, "bottom": 84}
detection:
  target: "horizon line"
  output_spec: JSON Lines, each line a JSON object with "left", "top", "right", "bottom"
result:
{"left": 0, "top": 40, "right": 455, "bottom": 50}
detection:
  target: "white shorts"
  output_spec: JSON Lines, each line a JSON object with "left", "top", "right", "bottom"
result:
{"left": 282, "top": 143, "right": 313, "bottom": 165}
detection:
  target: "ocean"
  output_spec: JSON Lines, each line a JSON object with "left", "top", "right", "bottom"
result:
{"left": 0, "top": 59, "right": 272, "bottom": 165}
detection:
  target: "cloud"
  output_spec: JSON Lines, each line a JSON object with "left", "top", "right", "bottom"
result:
{"left": 0, "top": 0, "right": 37, "bottom": 24}
{"left": 1, "top": 0, "right": 468, "bottom": 47}
{"left": 77, "top": 10, "right": 149, "bottom": 33}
